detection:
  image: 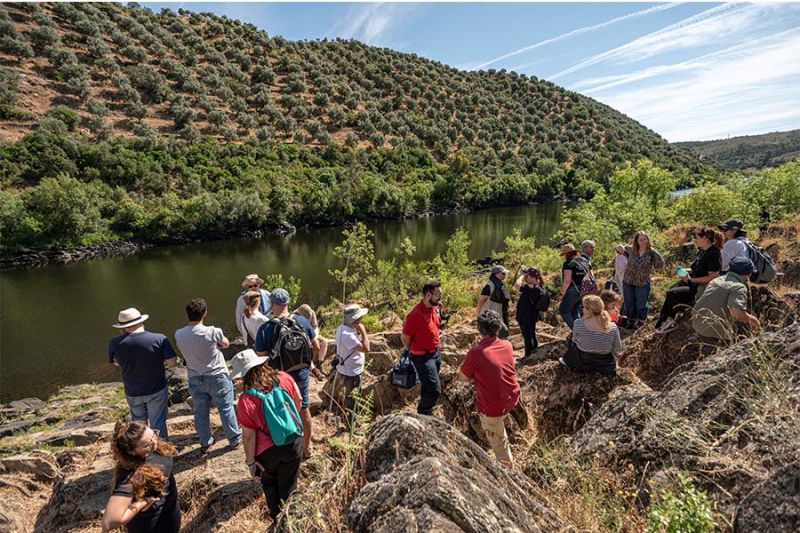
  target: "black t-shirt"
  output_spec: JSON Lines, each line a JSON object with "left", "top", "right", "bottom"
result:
{"left": 516, "top": 284, "right": 546, "bottom": 321}
{"left": 690, "top": 247, "right": 722, "bottom": 280}
{"left": 112, "top": 454, "right": 178, "bottom": 533}
{"left": 562, "top": 258, "right": 587, "bottom": 286}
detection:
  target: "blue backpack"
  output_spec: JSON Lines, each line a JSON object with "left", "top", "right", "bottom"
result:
{"left": 244, "top": 385, "right": 303, "bottom": 446}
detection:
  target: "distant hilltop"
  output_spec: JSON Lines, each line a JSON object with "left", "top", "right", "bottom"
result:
{"left": 675, "top": 129, "right": 800, "bottom": 171}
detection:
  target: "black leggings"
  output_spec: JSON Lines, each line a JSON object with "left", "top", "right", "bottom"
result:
{"left": 657, "top": 282, "right": 697, "bottom": 326}
{"left": 256, "top": 437, "right": 304, "bottom": 519}
{"left": 518, "top": 317, "right": 538, "bottom": 357}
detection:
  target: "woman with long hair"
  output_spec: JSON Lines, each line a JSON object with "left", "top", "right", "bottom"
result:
{"left": 241, "top": 291, "right": 270, "bottom": 347}
{"left": 231, "top": 350, "right": 304, "bottom": 520}
{"left": 514, "top": 266, "right": 547, "bottom": 357}
{"left": 622, "top": 231, "right": 665, "bottom": 328}
{"left": 101, "top": 421, "right": 180, "bottom": 533}
{"left": 655, "top": 227, "right": 723, "bottom": 334}
{"left": 561, "top": 295, "right": 622, "bottom": 376}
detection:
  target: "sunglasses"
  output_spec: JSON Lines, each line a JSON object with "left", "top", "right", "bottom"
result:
{"left": 144, "top": 429, "right": 160, "bottom": 452}
{"left": 247, "top": 284, "right": 260, "bottom": 289}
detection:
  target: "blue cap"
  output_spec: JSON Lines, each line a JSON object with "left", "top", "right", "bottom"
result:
{"left": 729, "top": 256, "right": 754, "bottom": 276}
{"left": 270, "top": 288, "right": 290, "bottom": 306}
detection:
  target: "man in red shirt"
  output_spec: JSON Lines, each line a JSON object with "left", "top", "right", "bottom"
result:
{"left": 459, "top": 309, "right": 521, "bottom": 466}
{"left": 401, "top": 281, "right": 443, "bottom": 415}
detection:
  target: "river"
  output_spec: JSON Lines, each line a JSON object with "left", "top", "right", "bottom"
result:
{"left": 0, "top": 203, "right": 562, "bottom": 402}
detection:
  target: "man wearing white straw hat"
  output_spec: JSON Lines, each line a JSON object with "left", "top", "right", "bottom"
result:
{"left": 235, "top": 274, "right": 272, "bottom": 343}
{"left": 332, "top": 304, "right": 370, "bottom": 425}
{"left": 109, "top": 307, "right": 178, "bottom": 439}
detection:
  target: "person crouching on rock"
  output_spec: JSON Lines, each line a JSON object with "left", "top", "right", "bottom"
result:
{"left": 231, "top": 349, "right": 304, "bottom": 520}
{"left": 559, "top": 295, "right": 622, "bottom": 377}
{"left": 458, "top": 310, "right": 520, "bottom": 467}
{"left": 102, "top": 421, "right": 180, "bottom": 533}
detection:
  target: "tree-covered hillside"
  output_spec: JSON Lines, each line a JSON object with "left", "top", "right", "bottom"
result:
{"left": 0, "top": 2, "right": 707, "bottom": 253}
{"left": 676, "top": 129, "right": 800, "bottom": 170}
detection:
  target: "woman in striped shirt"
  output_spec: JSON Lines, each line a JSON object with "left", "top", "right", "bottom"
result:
{"left": 560, "top": 295, "right": 621, "bottom": 376}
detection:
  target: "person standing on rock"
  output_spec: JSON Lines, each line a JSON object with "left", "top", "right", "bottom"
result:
{"left": 332, "top": 304, "right": 371, "bottom": 425}
{"left": 235, "top": 274, "right": 271, "bottom": 343}
{"left": 622, "top": 231, "right": 665, "bottom": 329}
{"left": 458, "top": 310, "right": 520, "bottom": 466}
{"left": 109, "top": 308, "right": 177, "bottom": 440}
{"left": 476, "top": 266, "right": 511, "bottom": 338}
{"left": 514, "top": 267, "right": 547, "bottom": 358}
{"left": 240, "top": 291, "right": 270, "bottom": 347}
{"left": 102, "top": 420, "right": 180, "bottom": 533}
{"left": 175, "top": 298, "right": 242, "bottom": 453}
{"left": 231, "top": 350, "right": 304, "bottom": 520}
{"left": 402, "top": 281, "right": 444, "bottom": 416}
{"left": 254, "top": 288, "right": 320, "bottom": 460}
{"left": 558, "top": 244, "right": 586, "bottom": 329}
{"left": 692, "top": 256, "right": 760, "bottom": 350}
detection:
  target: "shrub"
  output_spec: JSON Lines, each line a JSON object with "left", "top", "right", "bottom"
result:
{"left": 646, "top": 473, "right": 717, "bottom": 533}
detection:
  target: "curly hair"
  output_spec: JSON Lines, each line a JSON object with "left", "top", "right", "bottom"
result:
{"left": 477, "top": 309, "right": 503, "bottom": 337}
{"left": 129, "top": 463, "right": 168, "bottom": 502}
{"left": 110, "top": 421, "right": 176, "bottom": 487}
{"left": 243, "top": 362, "right": 280, "bottom": 392}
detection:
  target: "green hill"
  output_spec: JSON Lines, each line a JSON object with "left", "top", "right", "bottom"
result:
{"left": 0, "top": 2, "right": 706, "bottom": 253}
{"left": 675, "top": 129, "right": 800, "bottom": 170}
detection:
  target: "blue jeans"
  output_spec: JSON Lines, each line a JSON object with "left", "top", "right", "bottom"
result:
{"left": 188, "top": 373, "right": 242, "bottom": 447}
{"left": 126, "top": 386, "right": 169, "bottom": 439}
{"left": 559, "top": 285, "right": 582, "bottom": 329}
{"left": 410, "top": 349, "right": 441, "bottom": 415}
{"left": 289, "top": 368, "right": 310, "bottom": 409}
{"left": 623, "top": 282, "right": 651, "bottom": 321}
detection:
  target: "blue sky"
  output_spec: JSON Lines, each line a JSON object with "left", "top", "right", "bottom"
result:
{"left": 143, "top": 2, "right": 800, "bottom": 142}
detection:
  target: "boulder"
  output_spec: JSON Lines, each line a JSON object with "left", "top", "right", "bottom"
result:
{"left": 734, "top": 461, "right": 800, "bottom": 533}
{"left": 166, "top": 366, "right": 190, "bottom": 405}
{"left": 347, "top": 413, "right": 565, "bottom": 532}
{"left": 0, "top": 418, "right": 37, "bottom": 437}
{"left": 5, "top": 397, "right": 46, "bottom": 413}
{"left": 0, "top": 452, "right": 59, "bottom": 482}
{"left": 573, "top": 324, "right": 800, "bottom": 516}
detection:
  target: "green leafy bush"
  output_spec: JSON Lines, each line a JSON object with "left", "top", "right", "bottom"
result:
{"left": 646, "top": 473, "right": 717, "bottom": 533}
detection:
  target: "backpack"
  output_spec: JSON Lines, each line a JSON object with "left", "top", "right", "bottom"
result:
{"left": 531, "top": 285, "right": 551, "bottom": 312}
{"left": 574, "top": 256, "right": 598, "bottom": 297}
{"left": 744, "top": 241, "right": 777, "bottom": 283}
{"left": 390, "top": 349, "right": 419, "bottom": 389}
{"left": 268, "top": 317, "right": 313, "bottom": 371}
{"left": 244, "top": 385, "right": 303, "bottom": 446}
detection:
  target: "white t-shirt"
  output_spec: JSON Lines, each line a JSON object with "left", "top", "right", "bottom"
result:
{"left": 721, "top": 237, "right": 749, "bottom": 271}
{"left": 241, "top": 310, "right": 269, "bottom": 345}
{"left": 614, "top": 254, "right": 628, "bottom": 284}
{"left": 335, "top": 324, "right": 365, "bottom": 377}
{"left": 174, "top": 324, "right": 228, "bottom": 377}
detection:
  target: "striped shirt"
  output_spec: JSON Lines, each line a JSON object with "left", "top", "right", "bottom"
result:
{"left": 572, "top": 319, "right": 622, "bottom": 354}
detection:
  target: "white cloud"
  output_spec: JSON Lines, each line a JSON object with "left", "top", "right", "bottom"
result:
{"left": 589, "top": 29, "right": 800, "bottom": 141}
{"left": 325, "top": 3, "right": 415, "bottom": 46}
{"left": 549, "top": 3, "right": 789, "bottom": 81}
{"left": 471, "top": 2, "right": 683, "bottom": 70}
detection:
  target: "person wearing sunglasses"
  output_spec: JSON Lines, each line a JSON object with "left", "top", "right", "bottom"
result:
{"left": 102, "top": 421, "right": 180, "bottom": 532}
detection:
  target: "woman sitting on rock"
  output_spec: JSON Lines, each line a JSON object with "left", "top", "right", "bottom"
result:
{"left": 231, "top": 349, "right": 304, "bottom": 520}
{"left": 102, "top": 421, "right": 180, "bottom": 533}
{"left": 560, "top": 295, "right": 622, "bottom": 377}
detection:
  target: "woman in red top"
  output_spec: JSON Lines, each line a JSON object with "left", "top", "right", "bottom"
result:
{"left": 231, "top": 349, "right": 303, "bottom": 519}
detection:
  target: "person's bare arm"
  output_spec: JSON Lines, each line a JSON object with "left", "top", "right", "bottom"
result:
{"left": 218, "top": 334, "right": 230, "bottom": 349}
{"left": 356, "top": 323, "right": 370, "bottom": 353}
{"left": 514, "top": 274, "right": 526, "bottom": 291}
{"left": 560, "top": 270, "right": 573, "bottom": 298}
{"left": 101, "top": 494, "right": 157, "bottom": 532}
{"left": 311, "top": 336, "right": 321, "bottom": 361}
{"left": 730, "top": 307, "right": 760, "bottom": 329}
{"left": 476, "top": 294, "right": 489, "bottom": 317}
{"left": 164, "top": 357, "right": 178, "bottom": 368}
{"left": 401, "top": 333, "right": 411, "bottom": 348}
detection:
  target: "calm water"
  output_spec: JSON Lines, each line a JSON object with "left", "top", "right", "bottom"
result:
{"left": 0, "top": 203, "right": 562, "bottom": 401}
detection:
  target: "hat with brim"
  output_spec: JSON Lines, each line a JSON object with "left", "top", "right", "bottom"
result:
{"left": 230, "top": 349, "right": 268, "bottom": 380}
{"left": 241, "top": 274, "right": 265, "bottom": 288}
{"left": 491, "top": 265, "right": 509, "bottom": 275}
{"left": 559, "top": 243, "right": 577, "bottom": 256}
{"left": 113, "top": 307, "right": 149, "bottom": 328}
{"left": 729, "top": 256, "right": 755, "bottom": 276}
{"left": 343, "top": 304, "right": 369, "bottom": 325}
{"left": 718, "top": 219, "right": 744, "bottom": 232}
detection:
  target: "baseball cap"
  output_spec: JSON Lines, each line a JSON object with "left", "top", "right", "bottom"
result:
{"left": 270, "top": 288, "right": 290, "bottom": 306}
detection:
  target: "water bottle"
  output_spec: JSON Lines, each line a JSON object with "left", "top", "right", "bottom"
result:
{"left": 676, "top": 267, "right": 688, "bottom": 278}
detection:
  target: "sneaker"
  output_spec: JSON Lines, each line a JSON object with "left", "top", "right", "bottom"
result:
{"left": 227, "top": 438, "right": 242, "bottom": 450}
{"left": 655, "top": 318, "right": 678, "bottom": 334}
{"left": 558, "top": 357, "right": 568, "bottom": 367}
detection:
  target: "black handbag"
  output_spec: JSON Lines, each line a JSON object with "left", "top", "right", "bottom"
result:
{"left": 390, "top": 349, "right": 419, "bottom": 389}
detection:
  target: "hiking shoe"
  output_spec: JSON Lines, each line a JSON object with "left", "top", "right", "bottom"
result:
{"left": 227, "top": 438, "right": 242, "bottom": 450}
{"left": 655, "top": 318, "right": 677, "bottom": 334}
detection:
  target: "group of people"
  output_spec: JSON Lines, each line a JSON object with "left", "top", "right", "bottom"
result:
{"left": 101, "top": 216, "right": 772, "bottom": 531}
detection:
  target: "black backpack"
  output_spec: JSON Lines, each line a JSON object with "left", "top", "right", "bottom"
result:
{"left": 744, "top": 241, "right": 777, "bottom": 283}
{"left": 531, "top": 285, "right": 551, "bottom": 312}
{"left": 268, "top": 317, "right": 313, "bottom": 371}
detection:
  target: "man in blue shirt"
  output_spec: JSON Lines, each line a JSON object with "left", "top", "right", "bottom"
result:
{"left": 109, "top": 308, "right": 177, "bottom": 438}
{"left": 255, "top": 288, "right": 320, "bottom": 459}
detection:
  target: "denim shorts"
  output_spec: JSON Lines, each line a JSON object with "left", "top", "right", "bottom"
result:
{"left": 290, "top": 367, "right": 310, "bottom": 408}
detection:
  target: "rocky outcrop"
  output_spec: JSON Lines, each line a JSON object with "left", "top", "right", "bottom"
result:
{"left": 347, "top": 413, "right": 565, "bottom": 532}
{"left": 733, "top": 461, "right": 800, "bottom": 532}
{"left": 573, "top": 323, "right": 800, "bottom": 515}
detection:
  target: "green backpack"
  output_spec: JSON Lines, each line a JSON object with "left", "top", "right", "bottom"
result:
{"left": 244, "top": 384, "right": 303, "bottom": 446}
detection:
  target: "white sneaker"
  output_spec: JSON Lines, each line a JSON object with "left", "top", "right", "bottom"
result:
{"left": 655, "top": 318, "right": 677, "bottom": 334}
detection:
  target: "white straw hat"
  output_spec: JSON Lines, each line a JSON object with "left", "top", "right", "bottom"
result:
{"left": 113, "top": 308, "right": 149, "bottom": 329}
{"left": 231, "top": 349, "right": 269, "bottom": 380}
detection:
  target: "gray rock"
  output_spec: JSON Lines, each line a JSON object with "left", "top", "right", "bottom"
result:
{"left": 734, "top": 461, "right": 800, "bottom": 533}
{"left": 347, "top": 413, "right": 564, "bottom": 532}
{"left": 7, "top": 398, "right": 46, "bottom": 412}
{"left": 0, "top": 419, "right": 37, "bottom": 437}
{"left": 0, "top": 452, "right": 59, "bottom": 481}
